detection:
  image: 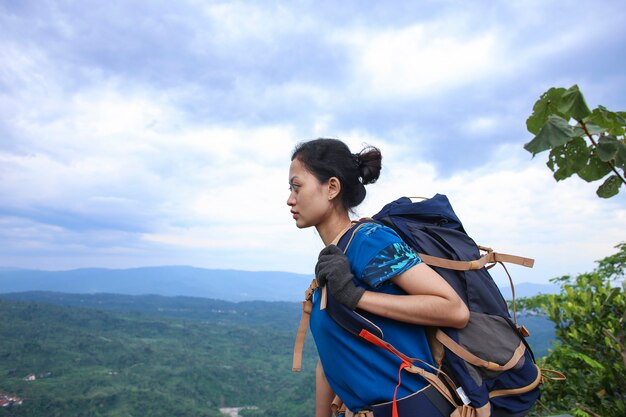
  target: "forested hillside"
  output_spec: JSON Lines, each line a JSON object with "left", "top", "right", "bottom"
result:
{"left": 0, "top": 296, "right": 318, "bottom": 417}
{"left": 0, "top": 292, "right": 556, "bottom": 416}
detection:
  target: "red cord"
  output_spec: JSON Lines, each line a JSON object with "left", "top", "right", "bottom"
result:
{"left": 392, "top": 361, "right": 410, "bottom": 417}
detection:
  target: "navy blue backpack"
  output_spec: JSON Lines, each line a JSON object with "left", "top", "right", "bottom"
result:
{"left": 319, "top": 194, "right": 552, "bottom": 417}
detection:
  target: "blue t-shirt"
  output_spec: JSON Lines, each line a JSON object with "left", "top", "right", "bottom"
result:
{"left": 310, "top": 222, "right": 434, "bottom": 412}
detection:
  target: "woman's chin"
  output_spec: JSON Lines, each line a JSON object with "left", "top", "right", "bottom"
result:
{"left": 295, "top": 219, "right": 311, "bottom": 229}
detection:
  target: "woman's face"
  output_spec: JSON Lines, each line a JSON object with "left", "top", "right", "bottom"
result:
{"left": 287, "top": 158, "right": 333, "bottom": 229}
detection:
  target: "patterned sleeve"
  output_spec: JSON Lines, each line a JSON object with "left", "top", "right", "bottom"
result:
{"left": 345, "top": 222, "right": 421, "bottom": 288}
{"left": 361, "top": 241, "right": 420, "bottom": 288}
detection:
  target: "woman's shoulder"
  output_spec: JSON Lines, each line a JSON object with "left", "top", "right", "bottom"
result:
{"left": 346, "top": 221, "right": 420, "bottom": 286}
{"left": 345, "top": 221, "right": 401, "bottom": 264}
{"left": 352, "top": 221, "right": 403, "bottom": 245}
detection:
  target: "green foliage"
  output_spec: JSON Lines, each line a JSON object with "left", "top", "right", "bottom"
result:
{"left": 0, "top": 292, "right": 560, "bottom": 417}
{"left": 0, "top": 295, "right": 318, "bottom": 417}
{"left": 524, "top": 85, "right": 626, "bottom": 198}
{"left": 528, "top": 243, "right": 626, "bottom": 417}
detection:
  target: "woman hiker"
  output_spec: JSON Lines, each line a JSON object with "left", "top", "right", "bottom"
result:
{"left": 287, "top": 138, "right": 470, "bottom": 417}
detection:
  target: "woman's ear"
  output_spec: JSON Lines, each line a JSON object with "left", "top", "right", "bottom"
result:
{"left": 327, "top": 177, "right": 341, "bottom": 201}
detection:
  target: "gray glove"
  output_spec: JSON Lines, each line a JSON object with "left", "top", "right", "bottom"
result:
{"left": 315, "top": 245, "right": 365, "bottom": 310}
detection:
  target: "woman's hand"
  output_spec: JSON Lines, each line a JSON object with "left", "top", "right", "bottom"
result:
{"left": 315, "top": 245, "right": 365, "bottom": 310}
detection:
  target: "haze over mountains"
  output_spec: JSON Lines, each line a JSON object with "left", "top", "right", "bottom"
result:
{"left": 0, "top": 266, "right": 559, "bottom": 301}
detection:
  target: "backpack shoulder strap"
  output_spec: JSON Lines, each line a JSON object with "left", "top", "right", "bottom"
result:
{"left": 418, "top": 249, "right": 534, "bottom": 271}
{"left": 320, "top": 220, "right": 384, "bottom": 339}
{"left": 292, "top": 220, "right": 375, "bottom": 372}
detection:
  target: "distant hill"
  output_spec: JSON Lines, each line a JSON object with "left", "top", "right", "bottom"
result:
{"left": 0, "top": 266, "right": 561, "bottom": 302}
{"left": 0, "top": 266, "right": 312, "bottom": 302}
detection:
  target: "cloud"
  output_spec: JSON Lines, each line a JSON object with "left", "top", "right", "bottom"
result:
{"left": 357, "top": 142, "right": 626, "bottom": 285}
{"left": 463, "top": 116, "right": 500, "bottom": 136}
{"left": 1, "top": 0, "right": 625, "bottom": 284}
{"left": 343, "top": 25, "right": 499, "bottom": 98}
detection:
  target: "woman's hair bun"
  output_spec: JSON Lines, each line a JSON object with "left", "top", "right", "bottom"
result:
{"left": 355, "top": 146, "right": 382, "bottom": 185}
{"left": 291, "top": 138, "right": 382, "bottom": 211}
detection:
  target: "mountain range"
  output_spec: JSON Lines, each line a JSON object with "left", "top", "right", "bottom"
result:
{"left": 0, "top": 266, "right": 560, "bottom": 302}
{"left": 0, "top": 266, "right": 312, "bottom": 302}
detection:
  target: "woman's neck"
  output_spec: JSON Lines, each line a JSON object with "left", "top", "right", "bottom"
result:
{"left": 316, "top": 211, "right": 352, "bottom": 246}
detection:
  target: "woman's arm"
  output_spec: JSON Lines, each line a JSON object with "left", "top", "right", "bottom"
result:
{"left": 315, "top": 360, "right": 335, "bottom": 417}
{"left": 356, "top": 262, "right": 469, "bottom": 328}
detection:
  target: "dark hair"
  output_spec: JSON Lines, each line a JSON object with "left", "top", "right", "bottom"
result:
{"left": 291, "top": 138, "right": 382, "bottom": 211}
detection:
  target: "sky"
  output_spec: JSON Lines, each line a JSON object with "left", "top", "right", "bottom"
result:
{"left": 1, "top": 0, "right": 625, "bottom": 286}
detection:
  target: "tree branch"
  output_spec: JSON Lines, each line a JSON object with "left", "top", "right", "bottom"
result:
{"left": 576, "top": 402, "right": 601, "bottom": 417}
{"left": 579, "top": 119, "right": 626, "bottom": 186}
{"left": 603, "top": 329, "right": 626, "bottom": 369}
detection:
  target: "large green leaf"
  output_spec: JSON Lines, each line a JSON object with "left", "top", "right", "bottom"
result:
{"left": 547, "top": 137, "right": 589, "bottom": 181}
{"left": 597, "top": 136, "right": 621, "bottom": 162}
{"left": 586, "top": 106, "right": 626, "bottom": 136}
{"left": 596, "top": 174, "right": 622, "bottom": 198}
{"left": 524, "top": 115, "right": 578, "bottom": 155}
{"left": 609, "top": 138, "right": 626, "bottom": 169}
{"left": 617, "top": 142, "right": 626, "bottom": 169}
{"left": 558, "top": 85, "right": 591, "bottom": 120}
{"left": 578, "top": 153, "right": 612, "bottom": 182}
{"left": 526, "top": 87, "right": 566, "bottom": 134}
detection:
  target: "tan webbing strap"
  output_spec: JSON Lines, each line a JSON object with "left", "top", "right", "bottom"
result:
{"left": 345, "top": 398, "right": 484, "bottom": 417}
{"left": 320, "top": 285, "right": 328, "bottom": 310}
{"left": 333, "top": 221, "right": 367, "bottom": 248}
{"left": 418, "top": 253, "right": 486, "bottom": 271}
{"left": 489, "top": 365, "right": 542, "bottom": 398}
{"left": 491, "top": 252, "right": 535, "bottom": 268}
{"left": 344, "top": 381, "right": 458, "bottom": 417}
{"left": 331, "top": 395, "right": 346, "bottom": 416}
{"left": 358, "top": 329, "right": 461, "bottom": 407}
{"left": 451, "top": 405, "right": 483, "bottom": 417}
{"left": 540, "top": 368, "right": 567, "bottom": 382}
{"left": 435, "top": 329, "right": 526, "bottom": 372}
{"left": 292, "top": 279, "right": 318, "bottom": 371}
{"left": 499, "top": 261, "right": 519, "bottom": 326}
{"left": 408, "top": 366, "right": 459, "bottom": 407}
{"left": 426, "top": 326, "right": 445, "bottom": 366}
{"left": 417, "top": 251, "right": 534, "bottom": 271}
{"left": 344, "top": 410, "right": 374, "bottom": 417}
{"left": 455, "top": 403, "right": 490, "bottom": 417}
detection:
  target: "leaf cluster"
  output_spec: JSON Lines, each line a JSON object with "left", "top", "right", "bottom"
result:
{"left": 524, "top": 85, "right": 626, "bottom": 198}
